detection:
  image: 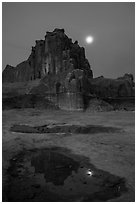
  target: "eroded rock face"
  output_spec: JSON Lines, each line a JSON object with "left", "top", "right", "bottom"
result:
{"left": 30, "top": 67, "right": 92, "bottom": 110}
{"left": 3, "top": 28, "right": 93, "bottom": 110}
{"left": 2, "top": 28, "right": 134, "bottom": 111}
{"left": 2, "top": 65, "right": 16, "bottom": 83}
{"left": 89, "top": 74, "right": 134, "bottom": 98}
{"left": 3, "top": 28, "right": 93, "bottom": 83}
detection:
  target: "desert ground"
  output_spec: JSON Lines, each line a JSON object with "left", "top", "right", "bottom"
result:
{"left": 2, "top": 109, "right": 135, "bottom": 201}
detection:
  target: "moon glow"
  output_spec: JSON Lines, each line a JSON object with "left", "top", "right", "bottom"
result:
{"left": 85, "top": 36, "right": 94, "bottom": 44}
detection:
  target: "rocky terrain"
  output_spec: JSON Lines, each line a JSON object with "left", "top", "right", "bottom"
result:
{"left": 2, "top": 109, "right": 135, "bottom": 201}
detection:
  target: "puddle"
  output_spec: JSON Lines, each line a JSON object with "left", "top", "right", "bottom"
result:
{"left": 4, "top": 147, "right": 127, "bottom": 202}
{"left": 10, "top": 123, "right": 121, "bottom": 134}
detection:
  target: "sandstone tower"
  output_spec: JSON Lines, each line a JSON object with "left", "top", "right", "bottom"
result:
{"left": 3, "top": 29, "right": 93, "bottom": 110}
{"left": 3, "top": 28, "right": 93, "bottom": 83}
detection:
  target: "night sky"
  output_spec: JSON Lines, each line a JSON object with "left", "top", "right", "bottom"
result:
{"left": 2, "top": 2, "right": 135, "bottom": 78}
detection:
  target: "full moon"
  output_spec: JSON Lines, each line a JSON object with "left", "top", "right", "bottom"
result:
{"left": 85, "top": 36, "right": 94, "bottom": 44}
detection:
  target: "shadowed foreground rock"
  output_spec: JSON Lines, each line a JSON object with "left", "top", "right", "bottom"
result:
{"left": 3, "top": 147, "right": 127, "bottom": 202}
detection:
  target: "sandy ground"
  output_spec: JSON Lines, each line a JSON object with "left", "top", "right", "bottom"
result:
{"left": 2, "top": 109, "right": 135, "bottom": 201}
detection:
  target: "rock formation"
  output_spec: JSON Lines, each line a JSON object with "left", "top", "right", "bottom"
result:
{"left": 3, "top": 28, "right": 93, "bottom": 83}
{"left": 3, "top": 28, "right": 93, "bottom": 110}
{"left": 89, "top": 74, "right": 134, "bottom": 98}
{"left": 2, "top": 28, "right": 134, "bottom": 111}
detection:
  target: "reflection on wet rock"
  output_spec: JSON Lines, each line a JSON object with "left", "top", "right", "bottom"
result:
{"left": 4, "top": 147, "right": 127, "bottom": 202}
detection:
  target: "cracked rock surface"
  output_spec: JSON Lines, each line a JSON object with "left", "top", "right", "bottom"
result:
{"left": 2, "top": 109, "right": 135, "bottom": 201}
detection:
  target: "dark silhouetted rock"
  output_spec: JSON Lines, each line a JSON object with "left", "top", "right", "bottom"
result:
{"left": 89, "top": 74, "right": 134, "bottom": 98}
{"left": 3, "top": 28, "right": 92, "bottom": 83}
{"left": 2, "top": 28, "right": 134, "bottom": 111}
{"left": 2, "top": 65, "right": 16, "bottom": 83}
{"left": 86, "top": 98, "right": 114, "bottom": 112}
